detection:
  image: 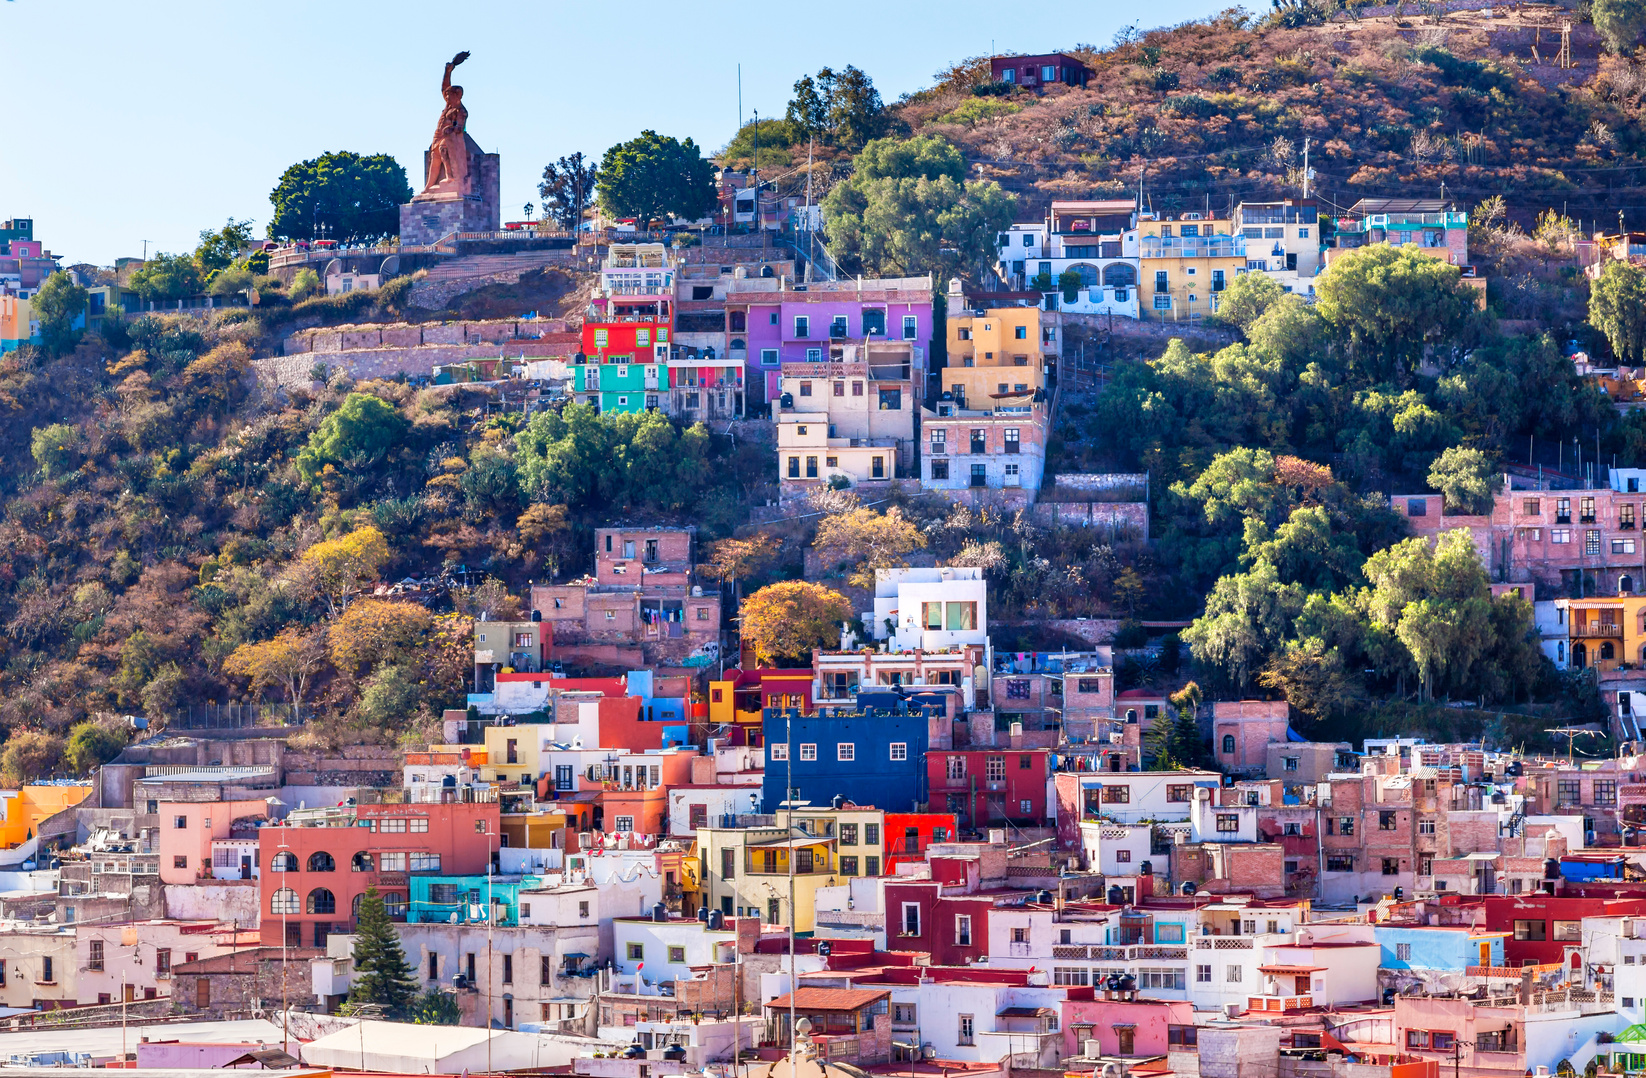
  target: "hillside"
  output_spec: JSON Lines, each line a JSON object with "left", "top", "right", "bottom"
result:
{"left": 894, "top": 4, "right": 1635, "bottom": 225}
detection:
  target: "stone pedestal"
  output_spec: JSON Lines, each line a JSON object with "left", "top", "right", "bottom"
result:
{"left": 399, "top": 138, "right": 500, "bottom": 245}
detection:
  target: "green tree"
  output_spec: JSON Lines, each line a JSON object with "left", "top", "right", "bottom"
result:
{"left": 1258, "top": 638, "right": 1366, "bottom": 727}
{"left": 129, "top": 252, "right": 204, "bottom": 301}
{"left": 1058, "top": 268, "right": 1083, "bottom": 302}
{"left": 30, "top": 423, "right": 82, "bottom": 478}
{"left": 409, "top": 989, "right": 461, "bottom": 1024}
{"left": 1144, "top": 708, "right": 1180, "bottom": 768}
{"left": 208, "top": 265, "right": 255, "bottom": 297}
{"left": 295, "top": 393, "right": 410, "bottom": 483}
{"left": 1, "top": 731, "right": 65, "bottom": 785}
{"left": 268, "top": 151, "right": 412, "bottom": 242}
{"left": 1315, "top": 244, "right": 1475, "bottom": 385}
{"left": 537, "top": 152, "right": 599, "bottom": 230}
{"left": 290, "top": 268, "right": 321, "bottom": 301}
{"left": 596, "top": 131, "right": 718, "bottom": 228}
{"left": 1590, "top": 260, "right": 1646, "bottom": 364}
{"left": 1182, "top": 559, "right": 1306, "bottom": 691}
{"left": 822, "top": 136, "right": 1016, "bottom": 278}
{"left": 1214, "top": 271, "right": 1284, "bottom": 331}
{"left": 349, "top": 887, "right": 419, "bottom": 1015}
{"left": 1594, "top": 0, "right": 1646, "bottom": 53}
{"left": 1428, "top": 445, "right": 1497, "bottom": 515}
{"left": 194, "top": 218, "right": 256, "bottom": 279}
{"left": 30, "top": 271, "right": 88, "bottom": 356}
{"left": 786, "top": 66, "right": 888, "bottom": 150}
{"left": 64, "top": 721, "right": 129, "bottom": 775}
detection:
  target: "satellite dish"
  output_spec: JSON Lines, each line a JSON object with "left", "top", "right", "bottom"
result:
{"left": 380, "top": 254, "right": 402, "bottom": 277}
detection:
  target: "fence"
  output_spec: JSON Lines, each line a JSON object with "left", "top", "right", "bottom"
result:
{"left": 166, "top": 702, "right": 302, "bottom": 729}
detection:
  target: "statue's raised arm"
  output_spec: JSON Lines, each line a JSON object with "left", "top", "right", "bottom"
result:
{"left": 443, "top": 51, "right": 470, "bottom": 96}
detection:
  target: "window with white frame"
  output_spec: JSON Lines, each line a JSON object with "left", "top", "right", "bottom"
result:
{"left": 769, "top": 743, "right": 789, "bottom": 762}
{"left": 890, "top": 743, "right": 908, "bottom": 761}
{"left": 799, "top": 744, "right": 817, "bottom": 761}
{"left": 837, "top": 743, "right": 855, "bottom": 761}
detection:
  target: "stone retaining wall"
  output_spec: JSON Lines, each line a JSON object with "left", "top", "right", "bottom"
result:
{"left": 284, "top": 318, "right": 570, "bottom": 354}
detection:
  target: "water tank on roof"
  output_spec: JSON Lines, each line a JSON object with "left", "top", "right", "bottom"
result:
{"left": 761, "top": 265, "right": 775, "bottom": 278}
{"left": 708, "top": 909, "right": 725, "bottom": 930}
{"left": 779, "top": 392, "right": 793, "bottom": 408}
{"left": 1139, "top": 860, "right": 1152, "bottom": 876}
{"left": 652, "top": 903, "right": 668, "bottom": 922}
{"left": 698, "top": 906, "right": 710, "bottom": 923}
{"left": 1182, "top": 881, "right": 1197, "bottom": 895}
{"left": 531, "top": 609, "right": 541, "bottom": 621}
{"left": 1036, "top": 890, "right": 1053, "bottom": 903}
{"left": 831, "top": 794, "right": 844, "bottom": 810}
{"left": 1107, "top": 886, "right": 1124, "bottom": 904}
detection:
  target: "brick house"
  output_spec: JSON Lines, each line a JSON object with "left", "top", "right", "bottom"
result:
{"left": 990, "top": 53, "right": 1090, "bottom": 90}
{"left": 528, "top": 526, "right": 720, "bottom": 667}
{"left": 927, "top": 748, "right": 1051, "bottom": 830}
{"left": 1212, "top": 700, "right": 1294, "bottom": 777}
{"left": 921, "top": 391, "right": 1048, "bottom": 500}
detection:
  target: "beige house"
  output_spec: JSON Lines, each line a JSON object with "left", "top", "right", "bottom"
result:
{"left": 775, "top": 344, "right": 917, "bottom": 499}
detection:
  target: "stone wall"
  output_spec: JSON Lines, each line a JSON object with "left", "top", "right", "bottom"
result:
{"left": 281, "top": 746, "right": 399, "bottom": 788}
{"left": 164, "top": 880, "right": 261, "bottom": 926}
{"left": 283, "top": 318, "right": 570, "bottom": 354}
{"left": 1029, "top": 499, "right": 1149, "bottom": 539}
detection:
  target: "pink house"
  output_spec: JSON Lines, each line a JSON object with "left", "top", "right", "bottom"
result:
{"left": 158, "top": 800, "right": 270, "bottom": 884}
{"left": 1061, "top": 996, "right": 1194, "bottom": 1057}
{"left": 1213, "top": 700, "right": 1294, "bottom": 778}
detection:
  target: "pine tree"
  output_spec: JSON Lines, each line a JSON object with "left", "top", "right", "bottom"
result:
{"left": 350, "top": 887, "right": 418, "bottom": 1016}
{"left": 1144, "top": 710, "right": 1178, "bottom": 769}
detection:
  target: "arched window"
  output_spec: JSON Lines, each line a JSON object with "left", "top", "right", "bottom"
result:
{"left": 1125, "top": 708, "right": 1138, "bottom": 724}
{"left": 382, "top": 892, "right": 408, "bottom": 920}
{"left": 1602, "top": 641, "right": 1617, "bottom": 661}
{"left": 1558, "top": 642, "right": 1566, "bottom": 663}
{"left": 308, "top": 888, "right": 336, "bottom": 915}
{"left": 1623, "top": 575, "right": 1636, "bottom": 595}
{"left": 1066, "top": 263, "right": 1100, "bottom": 286}
{"left": 271, "top": 888, "right": 299, "bottom": 915}
{"left": 352, "top": 852, "right": 374, "bottom": 872}
{"left": 1222, "top": 734, "right": 1236, "bottom": 754}
{"left": 1103, "top": 263, "right": 1138, "bottom": 288}
{"left": 1574, "top": 642, "right": 1588, "bottom": 669}
{"left": 352, "top": 893, "right": 366, "bottom": 919}
{"left": 270, "top": 852, "right": 298, "bottom": 873}
{"left": 307, "top": 851, "right": 335, "bottom": 873}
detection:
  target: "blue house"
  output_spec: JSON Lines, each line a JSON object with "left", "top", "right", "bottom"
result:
{"left": 760, "top": 691, "right": 937, "bottom": 813}
{"left": 1374, "top": 924, "right": 1508, "bottom": 972}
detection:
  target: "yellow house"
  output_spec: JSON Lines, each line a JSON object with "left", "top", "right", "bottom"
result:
{"left": 694, "top": 804, "right": 888, "bottom": 932}
{"left": 1558, "top": 596, "right": 1646, "bottom": 671}
{"left": 944, "top": 306, "right": 1057, "bottom": 409}
{"left": 1136, "top": 215, "right": 1248, "bottom": 322}
{"left": 0, "top": 785, "right": 92, "bottom": 849}
{"left": 708, "top": 671, "right": 815, "bottom": 728}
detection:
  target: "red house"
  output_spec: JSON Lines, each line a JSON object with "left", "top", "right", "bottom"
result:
{"left": 882, "top": 812, "right": 959, "bottom": 872}
{"left": 258, "top": 801, "right": 499, "bottom": 948}
{"left": 990, "top": 53, "right": 1090, "bottom": 90}
{"left": 883, "top": 854, "right": 1041, "bottom": 965}
{"left": 1483, "top": 894, "right": 1646, "bottom": 965}
{"left": 926, "top": 749, "right": 1051, "bottom": 831}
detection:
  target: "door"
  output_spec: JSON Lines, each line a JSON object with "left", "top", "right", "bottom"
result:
{"left": 240, "top": 855, "right": 252, "bottom": 881}
{"left": 1480, "top": 941, "right": 1492, "bottom": 966}
{"left": 1117, "top": 1028, "right": 1135, "bottom": 1055}
{"left": 124, "top": 984, "right": 135, "bottom": 1003}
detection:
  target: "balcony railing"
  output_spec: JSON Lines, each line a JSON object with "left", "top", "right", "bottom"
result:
{"left": 1578, "top": 623, "right": 1624, "bottom": 637}
{"left": 1141, "top": 237, "right": 1246, "bottom": 258}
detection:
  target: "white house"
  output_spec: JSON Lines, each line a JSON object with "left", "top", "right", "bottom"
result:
{"left": 869, "top": 566, "right": 988, "bottom": 651}
{"left": 1063, "top": 770, "right": 1222, "bottom": 826}
{"left": 995, "top": 201, "right": 1143, "bottom": 319}
{"left": 612, "top": 915, "right": 738, "bottom": 986}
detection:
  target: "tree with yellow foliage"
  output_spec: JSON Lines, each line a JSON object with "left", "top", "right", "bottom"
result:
{"left": 739, "top": 581, "right": 853, "bottom": 666}
{"left": 301, "top": 527, "right": 391, "bottom": 616}
{"left": 812, "top": 506, "right": 926, "bottom": 587}
{"left": 223, "top": 628, "right": 328, "bottom": 723}
{"left": 328, "top": 599, "right": 433, "bottom": 675}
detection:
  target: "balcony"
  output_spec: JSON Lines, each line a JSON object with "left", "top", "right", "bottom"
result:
{"left": 1577, "top": 623, "right": 1624, "bottom": 638}
{"left": 1248, "top": 995, "right": 1312, "bottom": 1012}
{"left": 1141, "top": 236, "right": 1246, "bottom": 259}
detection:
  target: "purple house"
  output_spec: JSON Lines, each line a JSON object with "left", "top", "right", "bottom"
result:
{"left": 724, "top": 274, "right": 935, "bottom": 405}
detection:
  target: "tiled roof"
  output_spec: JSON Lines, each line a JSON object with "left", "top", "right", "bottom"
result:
{"left": 765, "top": 987, "right": 890, "bottom": 1012}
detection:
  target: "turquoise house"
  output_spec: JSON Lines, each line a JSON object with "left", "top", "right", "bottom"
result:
{"left": 408, "top": 873, "right": 543, "bottom": 926}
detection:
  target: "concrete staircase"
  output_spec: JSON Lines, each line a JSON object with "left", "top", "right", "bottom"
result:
{"left": 421, "top": 251, "right": 571, "bottom": 283}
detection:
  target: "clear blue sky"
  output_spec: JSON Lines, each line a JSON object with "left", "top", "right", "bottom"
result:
{"left": 2, "top": 0, "right": 1222, "bottom": 266}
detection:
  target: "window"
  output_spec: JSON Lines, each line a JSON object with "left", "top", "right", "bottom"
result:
{"left": 627, "top": 942, "right": 645, "bottom": 961}
{"left": 1283, "top": 756, "right": 1298, "bottom": 771}
{"left": 1588, "top": 529, "right": 1602, "bottom": 556}
{"left": 1513, "top": 919, "right": 1547, "bottom": 941}
{"left": 1380, "top": 810, "right": 1397, "bottom": 831}
{"left": 1140, "top": 967, "right": 1186, "bottom": 990}
{"left": 1196, "top": 964, "right": 1212, "bottom": 983}
{"left": 1226, "top": 965, "right": 1242, "bottom": 983}
{"left": 799, "top": 744, "right": 817, "bottom": 761}
{"left": 1004, "top": 428, "right": 1020, "bottom": 454}
{"left": 1169, "top": 1025, "right": 1198, "bottom": 1048}
{"left": 1338, "top": 817, "right": 1355, "bottom": 836}
{"left": 956, "top": 914, "right": 973, "bottom": 945}
{"left": 667, "top": 945, "right": 687, "bottom": 964}
{"left": 1216, "top": 814, "right": 1240, "bottom": 833}
{"left": 1212, "top": 269, "right": 1226, "bottom": 291}
{"left": 798, "top": 381, "right": 812, "bottom": 397}
{"left": 1558, "top": 779, "right": 1581, "bottom": 804}
{"left": 1326, "top": 855, "right": 1354, "bottom": 872}
{"left": 1524, "top": 498, "right": 1542, "bottom": 516}
{"left": 958, "top": 1014, "right": 975, "bottom": 1046}
{"left": 769, "top": 743, "right": 788, "bottom": 762}
{"left": 946, "top": 601, "right": 978, "bottom": 631}
{"left": 88, "top": 940, "right": 104, "bottom": 971}
{"left": 837, "top": 743, "right": 855, "bottom": 761}
{"left": 1407, "top": 1031, "right": 1430, "bottom": 1049}
{"left": 1407, "top": 498, "right": 1427, "bottom": 517}
{"left": 1382, "top": 857, "right": 1401, "bottom": 875}
{"left": 1115, "top": 849, "right": 1131, "bottom": 863}
{"left": 1396, "top": 943, "right": 1412, "bottom": 961}
{"left": 1597, "top": 780, "right": 1618, "bottom": 806}
{"left": 1167, "top": 785, "right": 1193, "bottom": 802}
{"left": 1432, "top": 1032, "right": 1456, "bottom": 1051}
{"left": 1616, "top": 539, "right": 1638, "bottom": 555}
{"left": 1221, "top": 734, "right": 1235, "bottom": 754}
{"left": 947, "top": 756, "right": 966, "bottom": 780}
{"left": 614, "top": 816, "right": 634, "bottom": 832}
{"left": 986, "top": 755, "right": 1006, "bottom": 781}
{"left": 174, "top": 815, "right": 188, "bottom": 829}
{"left": 902, "top": 903, "right": 922, "bottom": 936}
{"left": 174, "top": 855, "right": 188, "bottom": 869}
{"left": 1102, "top": 786, "right": 1130, "bottom": 804}
{"left": 409, "top": 853, "right": 440, "bottom": 871}
{"left": 903, "top": 315, "right": 919, "bottom": 340}
{"left": 1053, "top": 967, "right": 1089, "bottom": 986}
{"left": 272, "top": 888, "right": 299, "bottom": 914}
{"left": 890, "top": 742, "right": 907, "bottom": 761}
{"left": 1553, "top": 920, "right": 1583, "bottom": 941}
{"left": 795, "top": 316, "right": 809, "bottom": 338}
{"left": 1553, "top": 528, "right": 1571, "bottom": 544}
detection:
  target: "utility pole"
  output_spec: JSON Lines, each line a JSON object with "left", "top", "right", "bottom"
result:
{"left": 279, "top": 839, "right": 290, "bottom": 1055}
{"left": 1302, "top": 139, "right": 1311, "bottom": 200}
{"left": 786, "top": 709, "right": 797, "bottom": 1069}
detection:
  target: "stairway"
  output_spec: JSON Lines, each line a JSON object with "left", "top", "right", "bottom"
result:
{"left": 421, "top": 251, "right": 570, "bottom": 283}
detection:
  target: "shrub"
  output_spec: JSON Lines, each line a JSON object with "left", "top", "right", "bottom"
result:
{"left": 1147, "top": 69, "right": 1181, "bottom": 92}
{"left": 971, "top": 81, "right": 1014, "bottom": 97}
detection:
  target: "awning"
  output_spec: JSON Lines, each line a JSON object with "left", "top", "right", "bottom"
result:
{"left": 752, "top": 836, "right": 836, "bottom": 849}
{"left": 563, "top": 952, "right": 590, "bottom": 959}
{"left": 997, "top": 1006, "right": 1055, "bottom": 1018}
{"left": 1260, "top": 965, "right": 1326, "bottom": 975}
{"left": 1110, "top": 1023, "right": 1137, "bottom": 1029}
